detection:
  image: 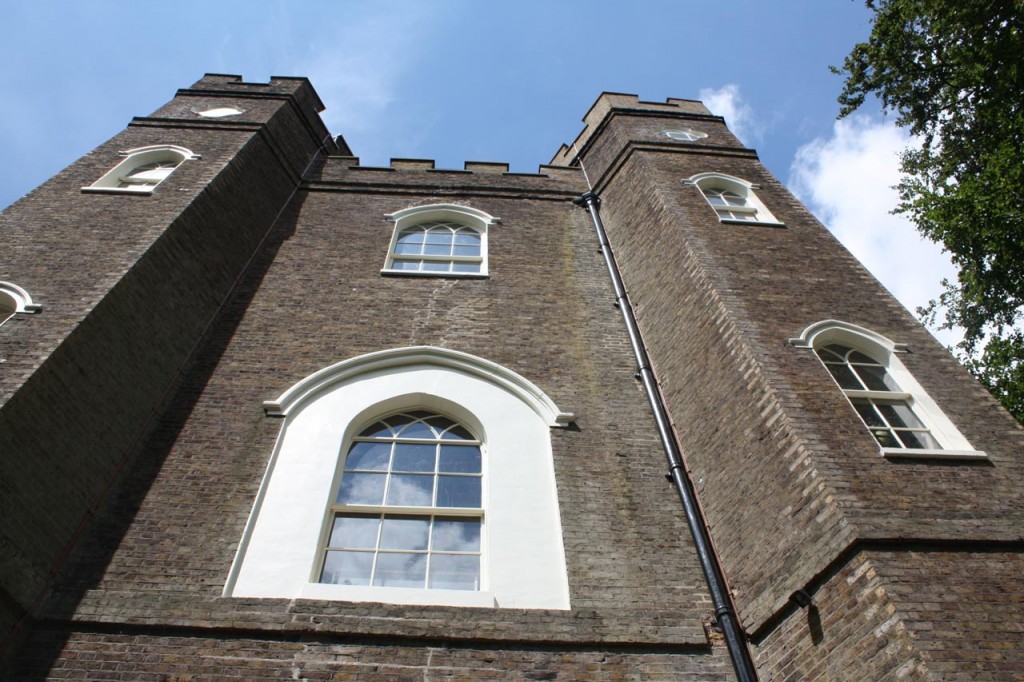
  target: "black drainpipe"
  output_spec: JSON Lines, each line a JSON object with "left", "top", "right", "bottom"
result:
{"left": 575, "top": 191, "right": 758, "bottom": 682}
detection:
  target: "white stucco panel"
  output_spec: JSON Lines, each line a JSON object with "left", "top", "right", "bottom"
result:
{"left": 226, "top": 359, "right": 571, "bottom": 610}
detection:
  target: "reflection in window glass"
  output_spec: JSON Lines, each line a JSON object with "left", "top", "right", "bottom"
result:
{"left": 389, "top": 222, "right": 483, "bottom": 274}
{"left": 321, "top": 412, "right": 483, "bottom": 590}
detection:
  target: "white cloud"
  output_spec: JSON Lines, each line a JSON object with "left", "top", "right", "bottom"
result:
{"left": 699, "top": 84, "right": 763, "bottom": 147}
{"left": 789, "top": 116, "right": 960, "bottom": 345}
{"left": 291, "top": 4, "right": 443, "bottom": 161}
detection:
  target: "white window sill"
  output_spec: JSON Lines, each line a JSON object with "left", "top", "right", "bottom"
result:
{"left": 299, "top": 582, "right": 497, "bottom": 607}
{"left": 718, "top": 218, "right": 786, "bottom": 228}
{"left": 380, "top": 269, "right": 488, "bottom": 279}
{"left": 81, "top": 186, "right": 154, "bottom": 195}
{"left": 882, "top": 447, "right": 988, "bottom": 460}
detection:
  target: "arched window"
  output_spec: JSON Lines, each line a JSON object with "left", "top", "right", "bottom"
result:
{"left": 382, "top": 204, "right": 494, "bottom": 277}
{"left": 664, "top": 129, "right": 707, "bottom": 142}
{"left": 815, "top": 343, "right": 939, "bottom": 450}
{"left": 321, "top": 411, "right": 483, "bottom": 591}
{"left": 791, "top": 320, "right": 985, "bottom": 459}
{"left": 83, "top": 145, "right": 198, "bottom": 194}
{"left": 226, "top": 347, "right": 572, "bottom": 608}
{"left": 0, "top": 281, "right": 42, "bottom": 327}
{"left": 688, "top": 172, "right": 781, "bottom": 225}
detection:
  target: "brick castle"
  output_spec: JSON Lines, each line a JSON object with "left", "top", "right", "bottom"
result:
{"left": 1, "top": 74, "right": 1022, "bottom": 680}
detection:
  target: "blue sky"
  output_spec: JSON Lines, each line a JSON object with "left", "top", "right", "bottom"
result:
{"left": 0, "top": 1, "right": 956, "bottom": 340}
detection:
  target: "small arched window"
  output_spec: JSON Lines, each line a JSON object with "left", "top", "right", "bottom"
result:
{"left": 791, "top": 320, "right": 985, "bottom": 459}
{"left": 382, "top": 204, "right": 494, "bottom": 277}
{"left": 0, "top": 281, "right": 42, "bottom": 327}
{"left": 664, "top": 129, "right": 707, "bottom": 142}
{"left": 83, "top": 145, "right": 198, "bottom": 194}
{"left": 688, "top": 172, "right": 781, "bottom": 225}
{"left": 321, "top": 411, "right": 483, "bottom": 591}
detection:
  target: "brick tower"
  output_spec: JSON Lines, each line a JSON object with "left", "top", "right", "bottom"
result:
{"left": 1, "top": 75, "right": 1022, "bottom": 680}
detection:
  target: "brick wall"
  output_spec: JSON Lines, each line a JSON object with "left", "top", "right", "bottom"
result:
{"left": 576, "top": 94, "right": 1024, "bottom": 678}
{"left": 8, "top": 146, "right": 736, "bottom": 676}
{"left": 0, "top": 75, "right": 334, "bottom": 654}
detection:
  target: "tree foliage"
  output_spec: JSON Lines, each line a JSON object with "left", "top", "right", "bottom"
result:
{"left": 834, "top": 0, "right": 1024, "bottom": 421}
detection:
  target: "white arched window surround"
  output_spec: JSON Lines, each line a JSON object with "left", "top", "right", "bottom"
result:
{"left": 790, "top": 320, "right": 986, "bottom": 459}
{"left": 381, "top": 204, "right": 495, "bottom": 278}
{"left": 226, "top": 346, "right": 573, "bottom": 609}
{"left": 82, "top": 145, "right": 200, "bottom": 195}
{"left": 0, "top": 281, "right": 42, "bottom": 327}
{"left": 686, "top": 172, "right": 782, "bottom": 226}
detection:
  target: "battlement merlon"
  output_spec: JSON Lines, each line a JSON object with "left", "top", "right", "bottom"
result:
{"left": 180, "top": 73, "right": 327, "bottom": 111}
{"left": 550, "top": 92, "right": 716, "bottom": 167}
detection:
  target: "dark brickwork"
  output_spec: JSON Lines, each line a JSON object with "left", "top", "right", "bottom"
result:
{"left": 574, "top": 95, "right": 1024, "bottom": 678}
{"left": 2, "top": 83, "right": 1022, "bottom": 679}
{"left": 12, "top": 629, "right": 734, "bottom": 681}
{"left": 0, "top": 75, "right": 334, "bottom": 656}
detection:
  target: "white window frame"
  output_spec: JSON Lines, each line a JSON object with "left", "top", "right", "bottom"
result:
{"left": 790, "top": 320, "right": 986, "bottom": 459}
{"left": 82, "top": 145, "right": 199, "bottom": 195}
{"left": 664, "top": 129, "right": 707, "bottom": 142}
{"left": 318, "top": 411, "right": 485, "bottom": 592}
{"left": 381, "top": 204, "right": 495, "bottom": 278}
{"left": 686, "top": 172, "right": 783, "bottom": 226}
{"left": 0, "top": 281, "right": 42, "bottom": 327}
{"left": 225, "top": 346, "right": 573, "bottom": 609}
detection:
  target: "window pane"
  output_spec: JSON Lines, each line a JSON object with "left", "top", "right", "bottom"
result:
{"left": 452, "top": 244, "right": 481, "bottom": 257}
{"left": 432, "top": 517, "right": 481, "bottom": 552}
{"left": 387, "top": 474, "right": 434, "bottom": 506}
{"left": 855, "top": 364, "right": 899, "bottom": 392}
{"left": 706, "top": 193, "right": 727, "bottom": 206}
{"left": 877, "top": 401, "right": 925, "bottom": 429}
{"left": 896, "top": 430, "right": 940, "bottom": 449}
{"left": 321, "top": 550, "right": 372, "bottom": 586}
{"left": 439, "top": 445, "right": 481, "bottom": 473}
{"left": 395, "top": 420, "right": 434, "bottom": 440}
{"left": 848, "top": 351, "right": 878, "bottom": 365}
{"left": 379, "top": 516, "right": 430, "bottom": 551}
{"left": 394, "top": 242, "right": 422, "bottom": 255}
{"left": 373, "top": 552, "right": 427, "bottom": 588}
{"left": 816, "top": 346, "right": 847, "bottom": 362}
{"left": 337, "top": 472, "right": 387, "bottom": 505}
{"left": 722, "top": 192, "right": 746, "bottom": 206}
{"left": 423, "top": 241, "right": 452, "bottom": 256}
{"left": 429, "top": 554, "right": 479, "bottom": 591}
{"left": 396, "top": 230, "right": 425, "bottom": 245}
{"left": 824, "top": 362, "right": 863, "bottom": 390}
{"left": 451, "top": 261, "right": 481, "bottom": 273}
{"left": 390, "top": 259, "right": 420, "bottom": 270}
{"left": 345, "top": 441, "right": 391, "bottom": 470}
{"left": 357, "top": 421, "right": 393, "bottom": 438}
{"left": 453, "top": 231, "right": 480, "bottom": 246}
{"left": 425, "top": 415, "right": 456, "bottom": 434}
{"left": 442, "top": 424, "right": 475, "bottom": 440}
{"left": 328, "top": 514, "right": 380, "bottom": 549}
{"left": 851, "top": 399, "right": 886, "bottom": 427}
{"left": 437, "top": 475, "right": 481, "bottom": 508}
{"left": 392, "top": 442, "right": 436, "bottom": 472}
{"left": 422, "top": 261, "right": 449, "bottom": 272}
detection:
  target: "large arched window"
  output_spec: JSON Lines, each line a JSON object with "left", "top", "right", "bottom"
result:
{"left": 83, "top": 145, "right": 198, "bottom": 194}
{"left": 688, "top": 172, "right": 781, "bottom": 225}
{"left": 791, "top": 320, "right": 984, "bottom": 459}
{"left": 0, "top": 281, "right": 42, "bottom": 327}
{"left": 382, "top": 204, "right": 494, "bottom": 277}
{"left": 321, "top": 411, "right": 483, "bottom": 591}
{"left": 226, "top": 347, "right": 572, "bottom": 608}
